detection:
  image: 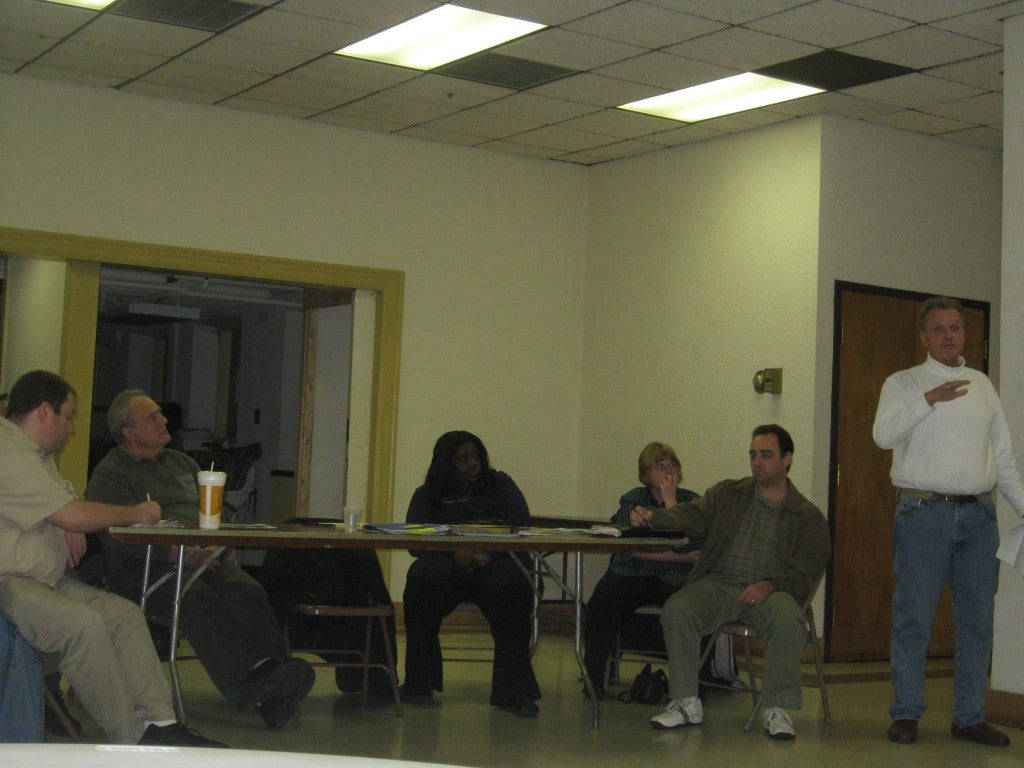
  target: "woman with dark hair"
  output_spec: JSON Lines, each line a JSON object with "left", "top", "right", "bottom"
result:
{"left": 401, "top": 431, "right": 540, "bottom": 717}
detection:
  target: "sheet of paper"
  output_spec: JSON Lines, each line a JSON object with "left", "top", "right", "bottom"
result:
{"left": 996, "top": 522, "right": 1024, "bottom": 577}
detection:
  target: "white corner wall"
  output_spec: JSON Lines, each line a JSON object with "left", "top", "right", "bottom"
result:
{"left": 583, "top": 118, "right": 823, "bottom": 512}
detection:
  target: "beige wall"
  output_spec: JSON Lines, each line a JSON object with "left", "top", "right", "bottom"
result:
{"left": 2, "top": 71, "right": 1020, "bottom": 702}
{"left": 996, "top": 12, "right": 1024, "bottom": 698}
{"left": 583, "top": 117, "right": 823, "bottom": 515}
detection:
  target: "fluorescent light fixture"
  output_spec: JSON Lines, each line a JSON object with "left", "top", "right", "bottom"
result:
{"left": 40, "top": 0, "right": 114, "bottom": 9}
{"left": 127, "top": 303, "right": 201, "bottom": 321}
{"left": 335, "top": 4, "right": 545, "bottom": 70}
{"left": 620, "top": 73, "right": 824, "bottom": 123}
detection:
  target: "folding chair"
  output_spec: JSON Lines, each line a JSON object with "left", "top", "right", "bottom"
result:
{"left": 696, "top": 584, "right": 832, "bottom": 731}
{"left": 284, "top": 602, "right": 403, "bottom": 716}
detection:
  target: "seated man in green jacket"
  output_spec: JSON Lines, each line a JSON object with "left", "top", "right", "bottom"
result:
{"left": 86, "top": 389, "right": 314, "bottom": 730}
{"left": 635, "top": 424, "right": 830, "bottom": 741}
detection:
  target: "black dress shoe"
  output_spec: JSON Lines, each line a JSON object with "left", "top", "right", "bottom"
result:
{"left": 499, "top": 696, "right": 539, "bottom": 718}
{"left": 887, "top": 719, "right": 918, "bottom": 744}
{"left": 951, "top": 721, "right": 1010, "bottom": 747}
{"left": 139, "top": 723, "right": 229, "bottom": 748}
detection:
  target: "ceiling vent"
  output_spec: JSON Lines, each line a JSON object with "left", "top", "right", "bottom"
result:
{"left": 435, "top": 52, "right": 577, "bottom": 90}
{"left": 755, "top": 50, "right": 915, "bottom": 91}
{"left": 112, "top": 0, "right": 265, "bottom": 33}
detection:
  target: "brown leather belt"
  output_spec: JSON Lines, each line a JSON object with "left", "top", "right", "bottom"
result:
{"left": 899, "top": 489, "right": 990, "bottom": 504}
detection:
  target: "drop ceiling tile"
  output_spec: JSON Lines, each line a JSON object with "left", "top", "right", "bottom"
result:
{"left": 33, "top": 40, "right": 167, "bottom": 80}
{"left": 327, "top": 93, "right": 457, "bottom": 125}
{"left": 529, "top": 71, "right": 663, "bottom": 107}
{"left": 382, "top": 73, "right": 514, "bottom": 108}
{"left": 396, "top": 125, "right": 482, "bottom": 145}
{"left": 940, "top": 124, "right": 1002, "bottom": 149}
{"left": 225, "top": 7, "right": 364, "bottom": 53}
{"left": 140, "top": 57, "right": 269, "bottom": 94}
{"left": 927, "top": 52, "right": 1003, "bottom": 91}
{"left": 477, "top": 138, "right": 563, "bottom": 159}
{"left": 496, "top": 28, "right": 646, "bottom": 70}
{"left": 841, "top": 26, "right": 999, "bottom": 70}
{"left": 764, "top": 90, "right": 899, "bottom": 119}
{"left": 844, "top": 72, "right": 984, "bottom": 108}
{"left": 572, "top": 137, "right": 665, "bottom": 160}
{"left": 420, "top": 109, "right": 542, "bottom": 140}
{"left": 558, "top": 107, "right": 680, "bottom": 138}
{"left": 466, "top": 0, "right": 621, "bottom": 25}
{"left": 747, "top": 0, "right": 914, "bottom": 48}
{"left": 841, "top": 0, "right": 1012, "bottom": 24}
{"left": 121, "top": 79, "right": 224, "bottom": 104}
{"left": 643, "top": 121, "right": 724, "bottom": 146}
{"left": 75, "top": 14, "right": 212, "bottom": 56}
{"left": 18, "top": 62, "right": 124, "bottom": 87}
{"left": 0, "top": 0, "right": 96, "bottom": 36}
{"left": 696, "top": 107, "right": 793, "bottom": 133}
{"left": 236, "top": 74, "right": 362, "bottom": 110}
{"left": 289, "top": 56, "right": 418, "bottom": 91}
{"left": 595, "top": 51, "right": 735, "bottom": 89}
{"left": 563, "top": 1, "right": 725, "bottom": 48}
{"left": 664, "top": 25, "right": 822, "bottom": 71}
{"left": 182, "top": 33, "right": 316, "bottom": 73}
{"left": 219, "top": 95, "right": 319, "bottom": 118}
{"left": 919, "top": 91, "right": 1002, "bottom": 124}
{"left": 865, "top": 109, "right": 975, "bottom": 134}
{"left": 931, "top": 1, "right": 1024, "bottom": 44}
{"left": 0, "top": 28, "right": 60, "bottom": 61}
{"left": 505, "top": 122, "right": 621, "bottom": 151}
{"left": 310, "top": 111, "right": 407, "bottom": 133}
{"left": 473, "top": 91, "right": 600, "bottom": 122}
{"left": 275, "top": 0, "right": 445, "bottom": 28}
{"left": 642, "top": 0, "right": 812, "bottom": 25}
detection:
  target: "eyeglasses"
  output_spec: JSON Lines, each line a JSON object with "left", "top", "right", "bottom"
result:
{"left": 652, "top": 462, "right": 679, "bottom": 472}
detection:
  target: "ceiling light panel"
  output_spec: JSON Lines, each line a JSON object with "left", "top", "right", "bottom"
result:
{"left": 620, "top": 73, "right": 824, "bottom": 123}
{"left": 335, "top": 4, "right": 545, "bottom": 70}
{"left": 40, "top": 0, "right": 113, "bottom": 8}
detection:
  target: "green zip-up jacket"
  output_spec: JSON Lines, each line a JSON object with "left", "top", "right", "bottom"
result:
{"left": 647, "top": 476, "right": 830, "bottom": 603}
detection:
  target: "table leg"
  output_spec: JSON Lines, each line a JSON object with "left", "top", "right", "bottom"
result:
{"left": 168, "top": 545, "right": 186, "bottom": 723}
{"left": 574, "top": 551, "right": 600, "bottom": 727}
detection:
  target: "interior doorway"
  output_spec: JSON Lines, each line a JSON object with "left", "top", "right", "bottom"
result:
{"left": 90, "top": 265, "right": 357, "bottom": 526}
{"left": 827, "top": 282, "right": 989, "bottom": 661}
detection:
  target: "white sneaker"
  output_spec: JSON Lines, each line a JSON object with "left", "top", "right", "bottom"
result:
{"left": 650, "top": 697, "right": 703, "bottom": 729}
{"left": 763, "top": 706, "right": 795, "bottom": 740}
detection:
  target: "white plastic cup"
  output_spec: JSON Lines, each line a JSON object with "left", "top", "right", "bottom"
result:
{"left": 343, "top": 506, "right": 362, "bottom": 533}
{"left": 197, "top": 470, "right": 228, "bottom": 530}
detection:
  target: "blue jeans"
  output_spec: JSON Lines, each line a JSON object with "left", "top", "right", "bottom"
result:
{"left": 0, "top": 612, "right": 44, "bottom": 743}
{"left": 890, "top": 495, "right": 999, "bottom": 727}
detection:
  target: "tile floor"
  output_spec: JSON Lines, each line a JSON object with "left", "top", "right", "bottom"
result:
{"left": 56, "top": 631, "right": 1022, "bottom": 768}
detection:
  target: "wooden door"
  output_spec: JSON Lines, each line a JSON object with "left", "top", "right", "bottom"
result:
{"left": 828, "top": 285, "right": 988, "bottom": 661}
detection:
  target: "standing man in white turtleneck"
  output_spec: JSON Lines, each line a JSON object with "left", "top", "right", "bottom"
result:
{"left": 874, "top": 295, "right": 1024, "bottom": 749}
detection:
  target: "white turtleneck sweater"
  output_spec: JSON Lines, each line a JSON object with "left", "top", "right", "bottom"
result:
{"left": 873, "top": 354, "right": 1024, "bottom": 517}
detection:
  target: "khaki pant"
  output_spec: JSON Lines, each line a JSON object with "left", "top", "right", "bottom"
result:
{"left": 660, "top": 578, "right": 807, "bottom": 710}
{"left": 0, "top": 573, "right": 175, "bottom": 743}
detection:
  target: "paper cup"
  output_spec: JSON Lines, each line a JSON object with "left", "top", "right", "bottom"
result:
{"left": 197, "top": 470, "right": 227, "bottom": 530}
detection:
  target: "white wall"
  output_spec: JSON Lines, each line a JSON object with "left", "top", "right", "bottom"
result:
{"left": 996, "top": 12, "right": 1024, "bottom": 697}
{"left": 583, "top": 118, "right": 823, "bottom": 513}
{"left": 0, "top": 72, "right": 588, "bottom": 596}
{"left": 814, "top": 118, "right": 1003, "bottom": 516}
